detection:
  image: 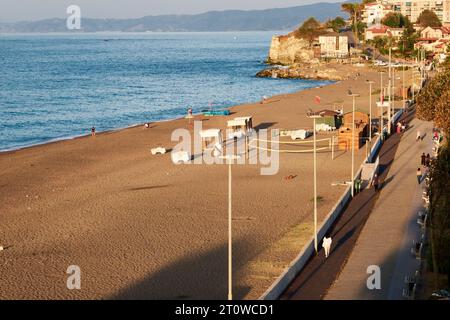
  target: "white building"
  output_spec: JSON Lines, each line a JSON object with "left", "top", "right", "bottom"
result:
{"left": 318, "top": 33, "right": 350, "bottom": 58}
{"left": 363, "top": 3, "right": 393, "bottom": 26}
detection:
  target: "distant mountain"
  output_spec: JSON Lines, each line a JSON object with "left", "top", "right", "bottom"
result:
{"left": 0, "top": 3, "right": 346, "bottom": 33}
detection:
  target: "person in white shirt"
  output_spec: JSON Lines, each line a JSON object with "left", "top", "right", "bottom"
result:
{"left": 322, "top": 236, "right": 333, "bottom": 259}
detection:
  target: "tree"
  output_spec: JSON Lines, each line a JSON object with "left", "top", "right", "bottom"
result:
{"left": 371, "top": 36, "right": 389, "bottom": 55}
{"left": 417, "top": 9, "right": 442, "bottom": 28}
{"left": 435, "top": 89, "right": 450, "bottom": 138}
{"left": 341, "top": 2, "right": 363, "bottom": 41}
{"left": 399, "top": 18, "right": 418, "bottom": 57}
{"left": 326, "top": 16, "right": 347, "bottom": 32}
{"left": 417, "top": 69, "right": 450, "bottom": 137}
{"left": 382, "top": 12, "right": 410, "bottom": 28}
{"left": 294, "top": 17, "right": 325, "bottom": 47}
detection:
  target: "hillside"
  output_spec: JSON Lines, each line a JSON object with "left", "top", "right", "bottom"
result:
{"left": 0, "top": 3, "right": 345, "bottom": 33}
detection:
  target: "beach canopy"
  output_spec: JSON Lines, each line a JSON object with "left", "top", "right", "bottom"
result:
{"left": 227, "top": 116, "right": 253, "bottom": 130}
{"left": 199, "top": 129, "right": 222, "bottom": 139}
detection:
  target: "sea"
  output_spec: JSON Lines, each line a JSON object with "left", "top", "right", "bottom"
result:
{"left": 0, "top": 32, "right": 332, "bottom": 152}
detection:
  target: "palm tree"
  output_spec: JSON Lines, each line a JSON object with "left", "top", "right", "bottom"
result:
{"left": 341, "top": 2, "right": 363, "bottom": 42}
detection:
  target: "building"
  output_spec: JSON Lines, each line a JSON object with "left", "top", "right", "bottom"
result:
{"left": 415, "top": 25, "right": 450, "bottom": 53}
{"left": 415, "top": 38, "right": 449, "bottom": 52}
{"left": 380, "top": 0, "right": 450, "bottom": 24}
{"left": 318, "top": 32, "right": 354, "bottom": 58}
{"left": 363, "top": 3, "right": 393, "bottom": 26}
{"left": 420, "top": 25, "right": 450, "bottom": 39}
{"left": 365, "top": 25, "right": 405, "bottom": 40}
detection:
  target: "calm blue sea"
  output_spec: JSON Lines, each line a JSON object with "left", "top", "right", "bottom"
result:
{"left": 0, "top": 32, "right": 332, "bottom": 151}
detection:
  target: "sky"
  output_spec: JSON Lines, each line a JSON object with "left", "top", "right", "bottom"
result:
{"left": 0, "top": 0, "right": 343, "bottom": 22}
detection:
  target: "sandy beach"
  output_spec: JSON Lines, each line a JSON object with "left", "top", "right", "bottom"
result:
{"left": 0, "top": 64, "right": 398, "bottom": 299}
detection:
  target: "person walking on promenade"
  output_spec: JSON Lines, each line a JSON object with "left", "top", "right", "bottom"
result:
{"left": 417, "top": 168, "right": 422, "bottom": 184}
{"left": 421, "top": 153, "right": 426, "bottom": 166}
{"left": 426, "top": 154, "right": 431, "bottom": 167}
{"left": 322, "top": 236, "right": 332, "bottom": 259}
{"left": 371, "top": 173, "right": 380, "bottom": 191}
{"left": 355, "top": 179, "right": 362, "bottom": 194}
{"left": 416, "top": 130, "right": 421, "bottom": 142}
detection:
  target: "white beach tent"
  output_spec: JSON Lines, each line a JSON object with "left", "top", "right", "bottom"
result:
{"left": 199, "top": 129, "right": 223, "bottom": 155}
{"left": 227, "top": 116, "right": 253, "bottom": 139}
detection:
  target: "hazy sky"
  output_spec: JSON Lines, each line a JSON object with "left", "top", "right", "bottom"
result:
{"left": 0, "top": 0, "right": 343, "bottom": 22}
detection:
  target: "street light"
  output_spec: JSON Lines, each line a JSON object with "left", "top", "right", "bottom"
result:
{"left": 219, "top": 154, "right": 242, "bottom": 301}
{"left": 388, "top": 47, "right": 392, "bottom": 135}
{"left": 348, "top": 91, "right": 360, "bottom": 198}
{"left": 379, "top": 71, "right": 386, "bottom": 139}
{"left": 367, "top": 80, "right": 375, "bottom": 141}
{"left": 306, "top": 110, "right": 325, "bottom": 253}
{"left": 402, "top": 63, "right": 406, "bottom": 111}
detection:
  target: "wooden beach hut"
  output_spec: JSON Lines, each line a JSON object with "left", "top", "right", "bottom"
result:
{"left": 338, "top": 110, "right": 369, "bottom": 151}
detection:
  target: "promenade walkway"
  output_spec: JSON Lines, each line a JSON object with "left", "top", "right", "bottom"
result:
{"left": 325, "top": 116, "right": 433, "bottom": 300}
{"left": 281, "top": 109, "right": 433, "bottom": 300}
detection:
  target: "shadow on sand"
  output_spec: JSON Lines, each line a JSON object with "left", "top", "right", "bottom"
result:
{"left": 108, "top": 239, "right": 253, "bottom": 300}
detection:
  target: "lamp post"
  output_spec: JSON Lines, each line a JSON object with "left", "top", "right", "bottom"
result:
{"left": 306, "top": 111, "right": 325, "bottom": 253}
{"left": 348, "top": 91, "right": 360, "bottom": 198}
{"left": 219, "top": 154, "right": 242, "bottom": 301}
{"left": 367, "top": 80, "right": 375, "bottom": 141}
{"left": 392, "top": 66, "right": 395, "bottom": 114}
{"left": 379, "top": 71, "right": 385, "bottom": 139}
{"left": 388, "top": 47, "right": 392, "bottom": 135}
{"left": 402, "top": 63, "right": 406, "bottom": 111}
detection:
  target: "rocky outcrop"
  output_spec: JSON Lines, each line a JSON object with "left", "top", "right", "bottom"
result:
{"left": 260, "top": 30, "right": 358, "bottom": 81}
{"left": 256, "top": 62, "right": 354, "bottom": 81}
{"left": 268, "top": 33, "right": 317, "bottom": 65}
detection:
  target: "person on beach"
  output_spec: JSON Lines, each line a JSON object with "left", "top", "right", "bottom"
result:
{"left": 426, "top": 154, "right": 431, "bottom": 167}
{"left": 322, "top": 236, "right": 332, "bottom": 259}
{"left": 416, "top": 130, "right": 421, "bottom": 142}
{"left": 91, "top": 127, "right": 96, "bottom": 137}
{"left": 421, "top": 153, "right": 426, "bottom": 166}
{"left": 417, "top": 168, "right": 422, "bottom": 184}
{"left": 261, "top": 96, "right": 268, "bottom": 104}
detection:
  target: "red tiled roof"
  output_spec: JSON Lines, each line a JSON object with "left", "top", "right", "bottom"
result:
{"left": 418, "top": 37, "right": 439, "bottom": 41}
{"left": 368, "top": 25, "right": 389, "bottom": 33}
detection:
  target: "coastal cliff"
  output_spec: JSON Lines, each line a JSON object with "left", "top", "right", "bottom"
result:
{"left": 267, "top": 33, "right": 316, "bottom": 65}
{"left": 259, "top": 31, "right": 354, "bottom": 81}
